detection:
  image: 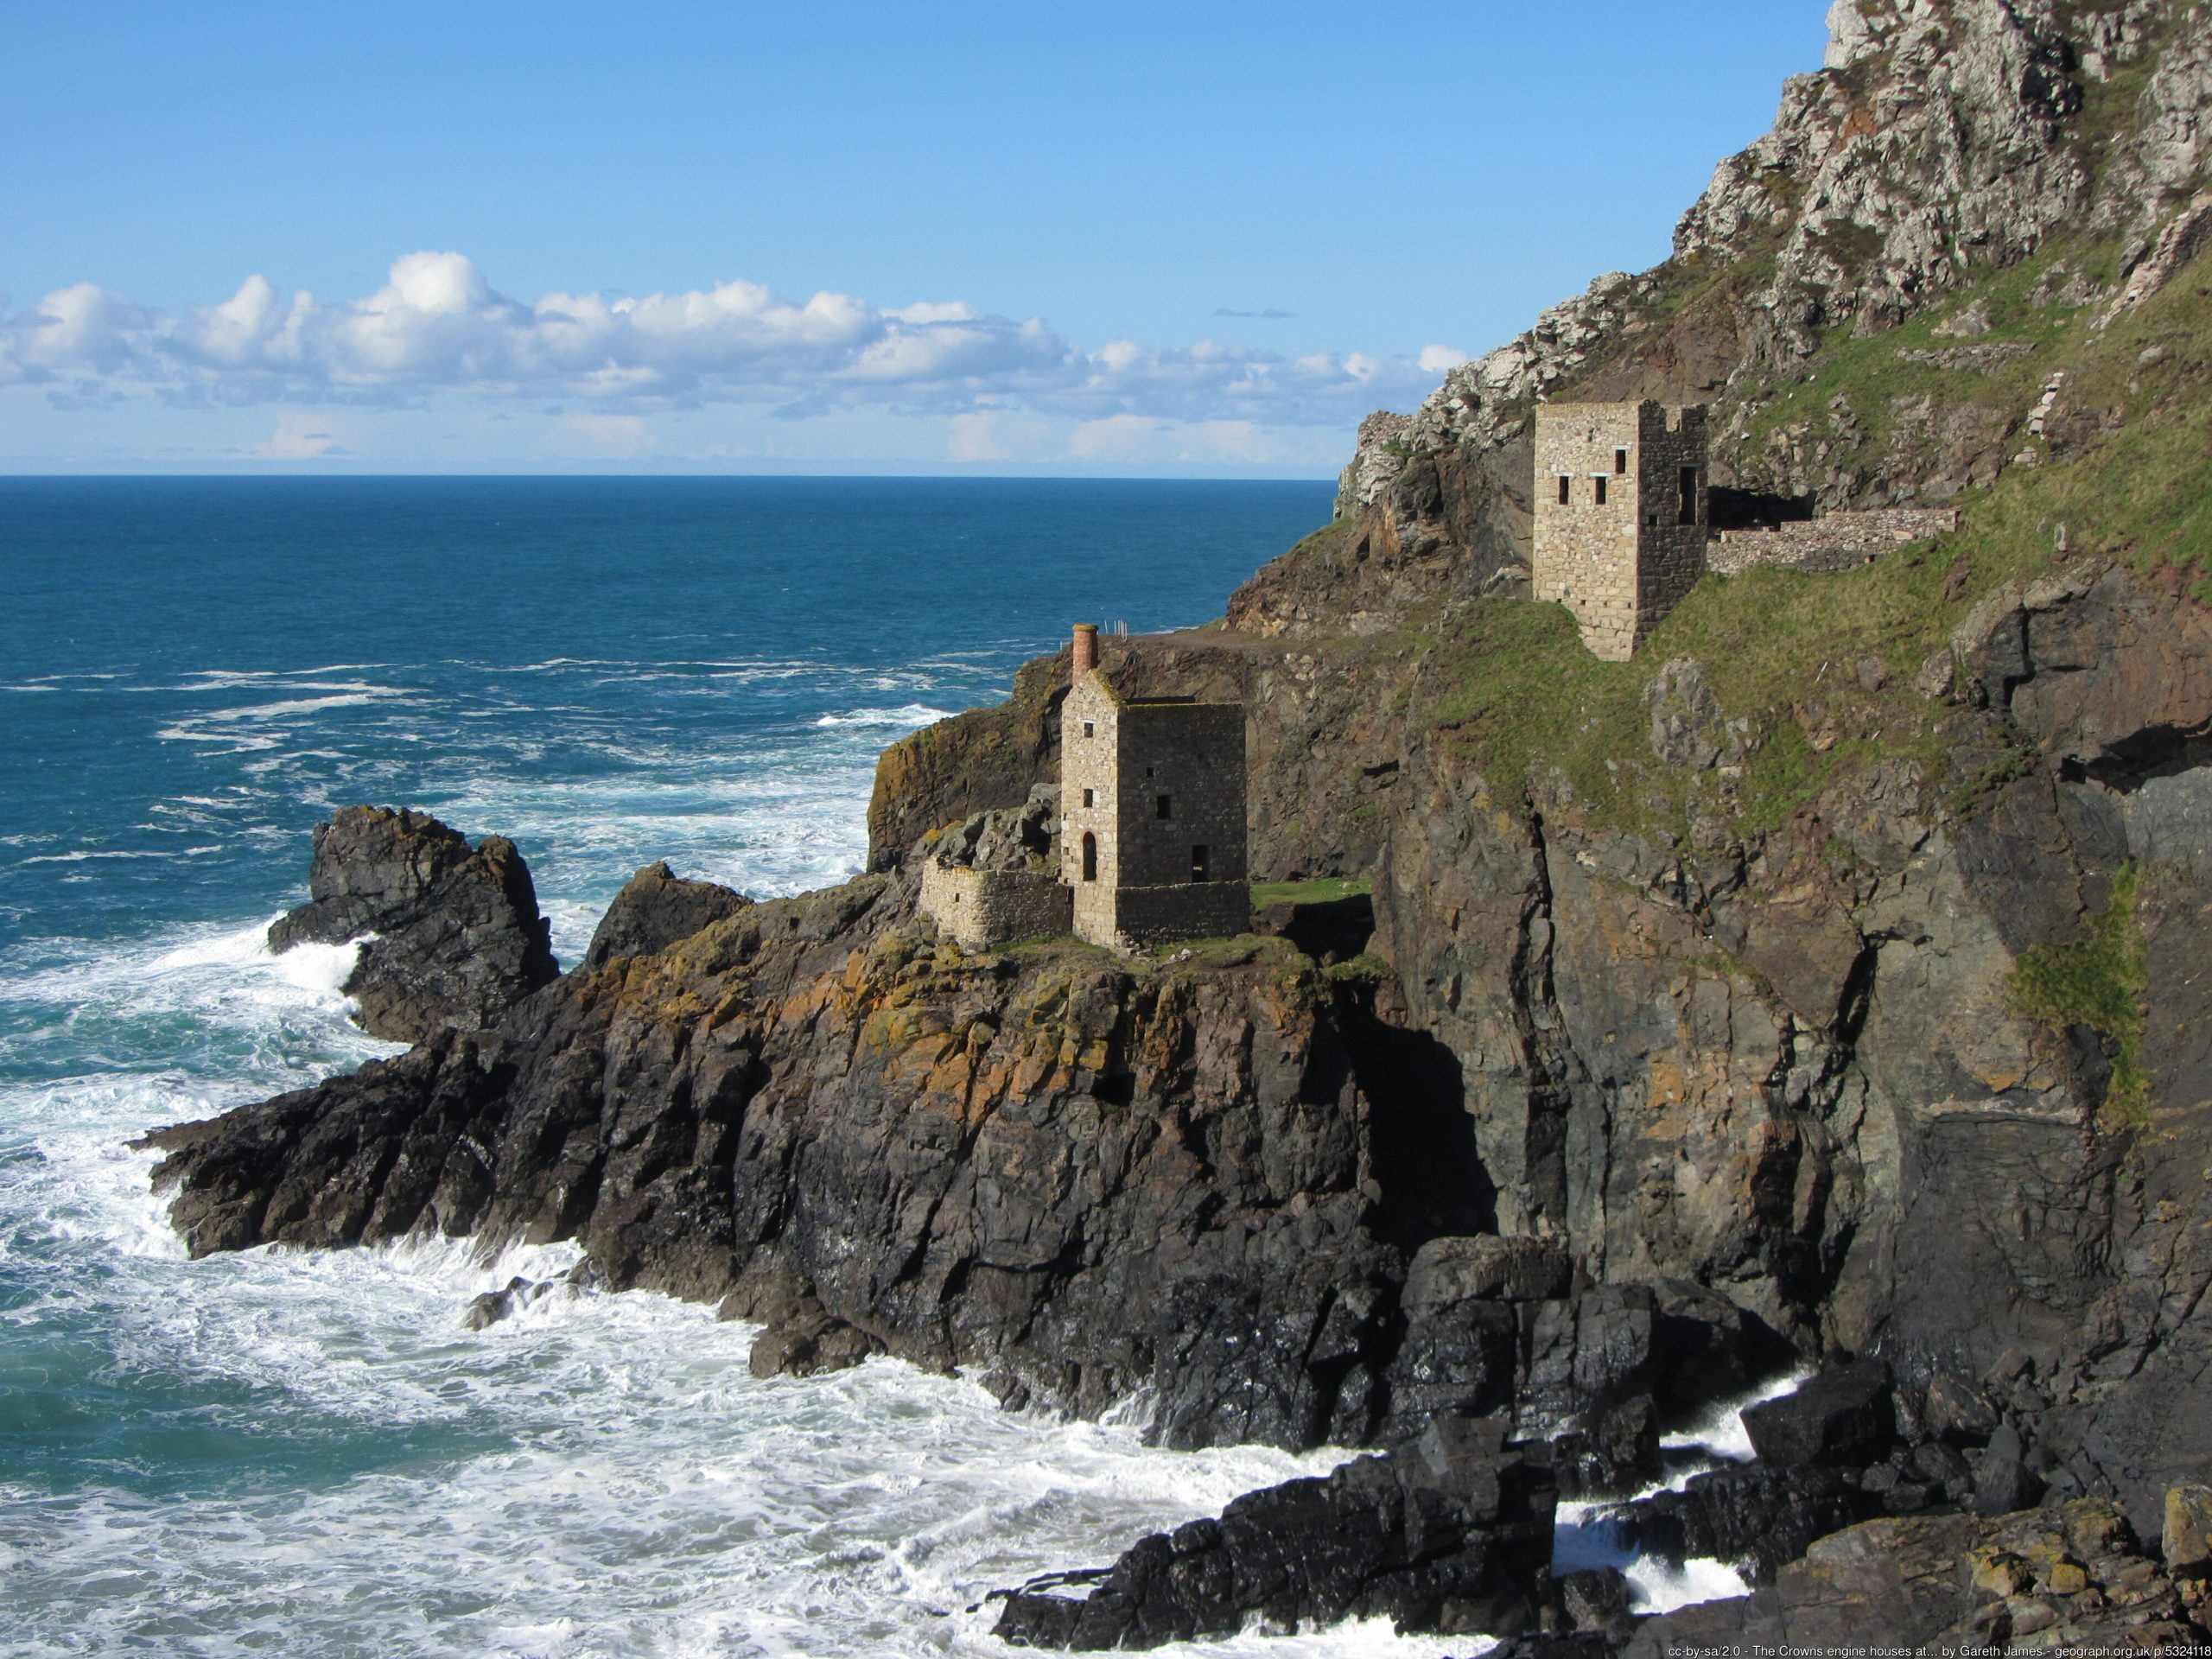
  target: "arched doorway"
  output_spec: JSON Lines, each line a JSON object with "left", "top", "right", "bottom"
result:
{"left": 1081, "top": 832, "right": 1097, "bottom": 882}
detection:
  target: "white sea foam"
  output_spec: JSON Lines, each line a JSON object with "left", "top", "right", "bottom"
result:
{"left": 1660, "top": 1366, "right": 1811, "bottom": 1465}
{"left": 1548, "top": 1369, "right": 1813, "bottom": 1618}
{"left": 813, "top": 702, "right": 956, "bottom": 728}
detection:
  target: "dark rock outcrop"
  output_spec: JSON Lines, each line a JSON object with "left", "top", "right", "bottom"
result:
{"left": 990, "top": 1416, "right": 1555, "bottom": 1649}
{"left": 581, "top": 861, "right": 750, "bottom": 972}
{"left": 156, "top": 883, "right": 1412, "bottom": 1449}
{"left": 1611, "top": 1465, "right": 1868, "bottom": 1584}
{"left": 266, "top": 806, "right": 558, "bottom": 1043}
{"left": 1742, "top": 1358, "right": 1894, "bottom": 1469}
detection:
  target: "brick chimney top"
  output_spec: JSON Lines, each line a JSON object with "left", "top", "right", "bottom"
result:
{"left": 1071, "top": 623, "right": 1098, "bottom": 685}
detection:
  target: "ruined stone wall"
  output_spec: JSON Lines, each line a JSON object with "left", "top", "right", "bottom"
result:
{"left": 1708, "top": 506, "right": 1960, "bottom": 575}
{"left": 1532, "top": 400, "right": 1707, "bottom": 659}
{"left": 918, "top": 863, "right": 1071, "bottom": 950}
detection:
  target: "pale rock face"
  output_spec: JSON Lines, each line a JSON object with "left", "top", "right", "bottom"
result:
{"left": 1327, "top": 0, "right": 2206, "bottom": 530}
{"left": 1334, "top": 410, "right": 1411, "bottom": 518}
{"left": 1823, "top": 0, "right": 1885, "bottom": 70}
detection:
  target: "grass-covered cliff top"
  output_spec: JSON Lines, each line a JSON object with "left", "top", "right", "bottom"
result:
{"left": 1397, "top": 233, "right": 2210, "bottom": 847}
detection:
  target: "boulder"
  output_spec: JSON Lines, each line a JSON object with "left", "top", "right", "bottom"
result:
{"left": 267, "top": 805, "right": 558, "bottom": 1043}
{"left": 582, "top": 861, "right": 750, "bottom": 971}
{"left": 1520, "top": 1287, "right": 1658, "bottom": 1429}
{"left": 990, "top": 1415, "right": 1556, "bottom": 1648}
{"left": 745, "top": 1288, "right": 883, "bottom": 1379}
{"left": 1922, "top": 1369, "right": 2002, "bottom": 1445}
{"left": 1743, "top": 1359, "right": 1894, "bottom": 1469}
{"left": 1968, "top": 1425, "right": 2044, "bottom": 1516}
{"left": 1405, "top": 1234, "right": 1574, "bottom": 1304}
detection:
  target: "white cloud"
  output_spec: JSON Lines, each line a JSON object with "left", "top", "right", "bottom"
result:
{"left": 1419, "top": 343, "right": 1471, "bottom": 373}
{"left": 0, "top": 252, "right": 1452, "bottom": 429}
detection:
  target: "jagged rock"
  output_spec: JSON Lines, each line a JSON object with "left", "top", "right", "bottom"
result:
{"left": 1336, "top": 410, "right": 1412, "bottom": 518}
{"left": 1743, "top": 1359, "right": 1894, "bottom": 1469}
{"left": 1613, "top": 1465, "right": 1868, "bottom": 1583}
{"left": 1559, "top": 1567, "right": 1633, "bottom": 1637}
{"left": 1405, "top": 1234, "right": 1573, "bottom": 1304}
{"left": 151, "top": 880, "right": 1409, "bottom": 1450}
{"left": 1554, "top": 1393, "right": 1661, "bottom": 1499}
{"left": 266, "top": 806, "right": 558, "bottom": 1043}
{"left": 582, "top": 861, "right": 750, "bottom": 971}
{"left": 1922, "top": 1369, "right": 2002, "bottom": 1444}
{"left": 1520, "top": 1287, "right": 1658, "bottom": 1430}
{"left": 744, "top": 1289, "right": 883, "bottom": 1378}
{"left": 989, "top": 1416, "right": 1555, "bottom": 1649}
{"left": 1645, "top": 658, "right": 1740, "bottom": 772}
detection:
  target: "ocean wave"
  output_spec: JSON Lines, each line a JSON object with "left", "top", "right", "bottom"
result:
{"left": 812, "top": 703, "right": 954, "bottom": 729}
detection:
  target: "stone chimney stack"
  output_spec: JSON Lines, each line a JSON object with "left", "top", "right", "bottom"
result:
{"left": 1071, "top": 623, "right": 1098, "bottom": 685}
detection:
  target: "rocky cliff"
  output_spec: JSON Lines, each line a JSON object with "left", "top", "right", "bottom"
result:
{"left": 144, "top": 0, "right": 2212, "bottom": 1648}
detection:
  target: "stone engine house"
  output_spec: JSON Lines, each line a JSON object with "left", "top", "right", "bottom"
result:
{"left": 1532, "top": 400, "right": 1709, "bottom": 660}
{"left": 1061, "top": 624, "right": 1249, "bottom": 951}
{"left": 913, "top": 624, "right": 1251, "bottom": 954}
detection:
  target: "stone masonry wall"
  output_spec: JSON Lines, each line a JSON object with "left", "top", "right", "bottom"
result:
{"left": 1532, "top": 400, "right": 1707, "bottom": 660}
{"left": 1060, "top": 673, "right": 1251, "bottom": 951}
{"left": 1115, "top": 702, "right": 1248, "bottom": 889}
{"left": 1062, "top": 673, "right": 1122, "bottom": 945}
{"left": 1633, "top": 401, "right": 1708, "bottom": 647}
{"left": 1109, "top": 880, "right": 1250, "bottom": 949}
{"left": 1707, "top": 506, "right": 1960, "bottom": 575}
{"left": 1534, "top": 403, "right": 1643, "bottom": 659}
{"left": 917, "top": 863, "right": 1071, "bottom": 950}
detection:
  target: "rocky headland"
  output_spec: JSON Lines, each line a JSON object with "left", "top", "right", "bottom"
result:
{"left": 143, "top": 0, "right": 2212, "bottom": 1649}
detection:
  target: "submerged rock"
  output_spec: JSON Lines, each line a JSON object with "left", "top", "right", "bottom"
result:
{"left": 267, "top": 805, "right": 557, "bottom": 1043}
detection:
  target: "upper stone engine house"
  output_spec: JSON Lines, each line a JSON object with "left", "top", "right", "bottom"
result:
{"left": 1532, "top": 400, "right": 1709, "bottom": 660}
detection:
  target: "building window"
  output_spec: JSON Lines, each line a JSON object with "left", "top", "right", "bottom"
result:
{"left": 1081, "top": 721, "right": 1094, "bottom": 739}
{"left": 1614, "top": 448, "right": 1628, "bottom": 474}
{"left": 1557, "top": 475, "right": 1571, "bottom": 505}
{"left": 1155, "top": 794, "right": 1172, "bottom": 820}
{"left": 1191, "top": 844, "right": 1210, "bottom": 882}
{"left": 1646, "top": 513, "right": 1658, "bottom": 527}
{"left": 1678, "top": 467, "right": 1699, "bottom": 525}
{"left": 1081, "top": 832, "right": 1097, "bottom": 882}
{"left": 1593, "top": 476, "right": 1608, "bottom": 505}
{"left": 1082, "top": 787, "right": 1094, "bottom": 808}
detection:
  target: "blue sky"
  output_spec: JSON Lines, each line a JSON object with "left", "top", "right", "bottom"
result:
{"left": 1, "top": 2, "right": 1831, "bottom": 474}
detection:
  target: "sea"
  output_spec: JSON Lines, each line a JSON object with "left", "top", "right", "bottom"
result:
{"left": 0, "top": 478, "right": 1757, "bottom": 1658}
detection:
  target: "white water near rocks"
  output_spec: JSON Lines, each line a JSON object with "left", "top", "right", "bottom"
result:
{"left": 1552, "top": 1370, "right": 1812, "bottom": 1614}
